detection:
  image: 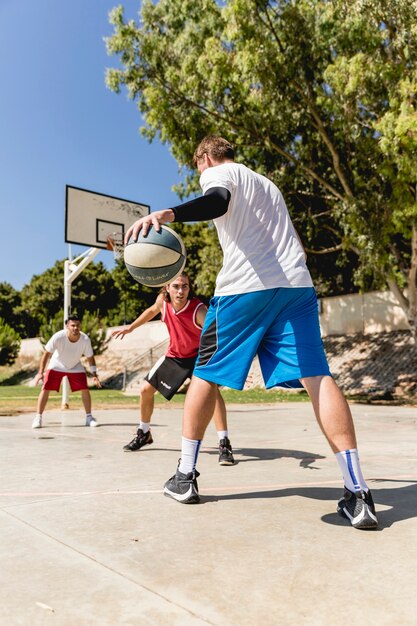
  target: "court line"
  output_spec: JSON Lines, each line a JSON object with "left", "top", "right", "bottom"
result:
{"left": 0, "top": 508, "right": 215, "bottom": 625}
{"left": 0, "top": 474, "right": 416, "bottom": 498}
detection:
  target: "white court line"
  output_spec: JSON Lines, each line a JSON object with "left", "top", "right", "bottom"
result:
{"left": 0, "top": 474, "right": 416, "bottom": 498}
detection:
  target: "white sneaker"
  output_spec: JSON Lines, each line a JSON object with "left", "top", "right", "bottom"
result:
{"left": 86, "top": 415, "right": 98, "bottom": 427}
{"left": 32, "top": 415, "right": 42, "bottom": 429}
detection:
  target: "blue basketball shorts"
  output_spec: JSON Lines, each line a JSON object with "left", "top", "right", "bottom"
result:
{"left": 193, "top": 287, "right": 331, "bottom": 390}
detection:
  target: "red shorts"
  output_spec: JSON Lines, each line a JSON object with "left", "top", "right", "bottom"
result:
{"left": 43, "top": 369, "right": 88, "bottom": 392}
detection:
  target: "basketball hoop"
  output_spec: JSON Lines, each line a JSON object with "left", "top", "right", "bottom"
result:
{"left": 106, "top": 233, "right": 124, "bottom": 260}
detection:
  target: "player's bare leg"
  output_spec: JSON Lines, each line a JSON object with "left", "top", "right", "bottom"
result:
{"left": 212, "top": 388, "right": 227, "bottom": 431}
{"left": 36, "top": 389, "right": 50, "bottom": 414}
{"left": 139, "top": 380, "right": 155, "bottom": 423}
{"left": 183, "top": 376, "right": 217, "bottom": 439}
{"left": 81, "top": 389, "right": 92, "bottom": 414}
{"left": 164, "top": 376, "right": 216, "bottom": 503}
{"left": 301, "top": 375, "right": 378, "bottom": 529}
{"left": 32, "top": 388, "right": 50, "bottom": 428}
{"left": 300, "top": 375, "right": 356, "bottom": 452}
{"left": 212, "top": 388, "right": 235, "bottom": 465}
{"left": 82, "top": 389, "right": 97, "bottom": 427}
{"left": 123, "top": 380, "right": 155, "bottom": 451}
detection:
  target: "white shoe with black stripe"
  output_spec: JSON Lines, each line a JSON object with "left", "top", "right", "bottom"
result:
{"left": 337, "top": 487, "right": 378, "bottom": 529}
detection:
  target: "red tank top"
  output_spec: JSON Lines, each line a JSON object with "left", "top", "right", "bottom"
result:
{"left": 162, "top": 297, "right": 206, "bottom": 359}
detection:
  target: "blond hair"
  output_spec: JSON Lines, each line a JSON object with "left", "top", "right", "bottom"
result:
{"left": 193, "top": 135, "right": 235, "bottom": 165}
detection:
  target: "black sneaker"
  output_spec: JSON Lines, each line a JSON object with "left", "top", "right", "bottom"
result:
{"left": 123, "top": 428, "right": 153, "bottom": 452}
{"left": 218, "top": 437, "right": 235, "bottom": 465}
{"left": 164, "top": 468, "right": 200, "bottom": 504}
{"left": 337, "top": 487, "right": 378, "bottom": 529}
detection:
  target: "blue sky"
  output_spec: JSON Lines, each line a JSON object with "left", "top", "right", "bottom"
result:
{"left": 0, "top": 0, "right": 182, "bottom": 290}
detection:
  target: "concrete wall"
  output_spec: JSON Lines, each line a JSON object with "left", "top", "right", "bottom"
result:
{"left": 19, "top": 320, "right": 169, "bottom": 359}
{"left": 18, "top": 291, "right": 409, "bottom": 357}
{"left": 319, "top": 290, "right": 409, "bottom": 336}
{"left": 105, "top": 320, "right": 169, "bottom": 356}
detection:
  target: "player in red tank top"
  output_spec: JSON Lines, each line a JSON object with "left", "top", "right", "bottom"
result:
{"left": 162, "top": 296, "right": 205, "bottom": 359}
{"left": 112, "top": 272, "right": 234, "bottom": 465}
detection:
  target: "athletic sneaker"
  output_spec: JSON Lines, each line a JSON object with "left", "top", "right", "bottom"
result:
{"left": 164, "top": 468, "right": 200, "bottom": 504}
{"left": 337, "top": 487, "right": 378, "bottom": 529}
{"left": 123, "top": 428, "right": 153, "bottom": 451}
{"left": 85, "top": 415, "right": 98, "bottom": 427}
{"left": 32, "top": 415, "right": 42, "bottom": 429}
{"left": 218, "top": 437, "right": 235, "bottom": 465}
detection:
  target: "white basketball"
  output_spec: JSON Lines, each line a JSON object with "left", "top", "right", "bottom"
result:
{"left": 124, "top": 224, "right": 187, "bottom": 287}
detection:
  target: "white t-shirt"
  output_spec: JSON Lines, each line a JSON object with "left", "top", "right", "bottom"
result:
{"left": 45, "top": 330, "right": 93, "bottom": 373}
{"left": 200, "top": 162, "right": 313, "bottom": 296}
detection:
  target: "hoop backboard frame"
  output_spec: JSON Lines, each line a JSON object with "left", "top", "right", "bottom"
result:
{"left": 65, "top": 185, "right": 150, "bottom": 250}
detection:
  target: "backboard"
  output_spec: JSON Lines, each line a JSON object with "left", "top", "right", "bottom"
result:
{"left": 65, "top": 185, "right": 150, "bottom": 249}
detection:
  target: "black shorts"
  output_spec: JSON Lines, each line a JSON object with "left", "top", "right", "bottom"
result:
{"left": 145, "top": 355, "right": 197, "bottom": 400}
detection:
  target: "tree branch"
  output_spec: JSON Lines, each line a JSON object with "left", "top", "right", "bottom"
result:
{"left": 256, "top": 3, "right": 354, "bottom": 199}
{"left": 387, "top": 277, "right": 409, "bottom": 311}
{"left": 150, "top": 70, "right": 347, "bottom": 202}
{"left": 304, "top": 243, "right": 344, "bottom": 254}
{"left": 407, "top": 222, "right": 417, "bottom": 315}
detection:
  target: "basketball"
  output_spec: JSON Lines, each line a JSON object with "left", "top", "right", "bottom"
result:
{"left": 124, "top": 224, "right": 187, "bottom": 287}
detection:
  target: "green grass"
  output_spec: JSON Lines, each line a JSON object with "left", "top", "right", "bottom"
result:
{"left": 0, "top": 384, "right": 309, "bottom": 415}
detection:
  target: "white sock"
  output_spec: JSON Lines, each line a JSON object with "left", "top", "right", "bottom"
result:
{"left": 140, "top": 422, "right": 150, "bottom": 433}
{"left": 335, "top": 449, "right": 369, "bottom": 492}
{"left": 36, "top": 413, "right": 42, "bottom": 418}
{"left": 86, "top": 413, "right": 92, "bottom": 418}
{"left": 178, "top": 437, "right": 201, "bottom": 474}
{"left": 217, "top": 430, "right": 228, "bottom": 441}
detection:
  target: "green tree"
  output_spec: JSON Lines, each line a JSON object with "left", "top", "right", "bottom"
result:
{"left": 71, "top": 261, "right": 119, "bottom": 320}
{"left": 19, "top": 261, "right": 65, "bottom": 334}
{"left": 19, "top": 260, "right": 119, "bottom": 336}
{"left": 109, "top": 258, "right": 156, "bottom": 325}
{"left": 0, "top": 282, "right": 20, "bottom": 323}
{"left": 77, "top": 310, "right": 110, "bottom": 356}
{"left": 0, "top": 318, "right": 21, "bottom": 366}
{"left": 0, "top": 282, "right": 28, "bottom": 336}
{"left": 38, "top": 311, "right": 65, "bottom": 346}
{"left": 106, "top": 0, "right": 417, "bottom": 335}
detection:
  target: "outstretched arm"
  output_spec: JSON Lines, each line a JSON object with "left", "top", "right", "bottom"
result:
{"left": 111, "top": 295, "right": 164, "bottom": 340}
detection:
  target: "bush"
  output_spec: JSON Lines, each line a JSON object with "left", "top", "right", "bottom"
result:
{"left": 39, "top": 311, "right": 65, "bottom": 347}
{"left": 0, "top": 318, "right": 21, "bottom": 366}
{"left": 78, "top": 310, "right": 110, "bottom": 356}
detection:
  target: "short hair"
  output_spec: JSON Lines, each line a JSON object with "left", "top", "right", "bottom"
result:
{"left": 159, "top": 272, "right": 194, "bottom": 302}
{"left": 65, "top": 315, "right": 81, "bottom": 324}
{"left": 193, "top": 135, "right": 235, "bottom": 165}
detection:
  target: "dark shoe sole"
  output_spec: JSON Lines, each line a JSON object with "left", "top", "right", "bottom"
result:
{"left": 123, "top": 437, "right": 153, "bottom": 452}
{"left": 337, "top": 501, "right": 378, "bottom": 530}
{"left": 163, "top": 487, "right": 200, "bottom": 504}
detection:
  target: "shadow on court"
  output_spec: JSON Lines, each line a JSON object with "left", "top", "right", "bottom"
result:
{"left": 205, "top": 446, "right": 326, "bottom": 468}
{"left": 202, "top": 482, "right": 417, "bottom": 529}
{"left": 1, "top": 404, "right": 417, "bottom": 624}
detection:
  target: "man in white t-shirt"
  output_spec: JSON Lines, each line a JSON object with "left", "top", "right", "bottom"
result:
{"left": 125, "top": 136, "right": 378, "bottom": 530}
{"left": 32, "top": 315, "right": 101, "bottom": 429}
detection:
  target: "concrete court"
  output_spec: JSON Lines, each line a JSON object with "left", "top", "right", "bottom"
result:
{"left": 1, "top": 401, "right": 417, "bottom": 626}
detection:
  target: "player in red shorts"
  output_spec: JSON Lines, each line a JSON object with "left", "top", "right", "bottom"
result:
{"left": 112, "top": 272, "right": 234, "bottom": 465}
{"left": 32, "top": 315, "right": 101, "bottom": 428}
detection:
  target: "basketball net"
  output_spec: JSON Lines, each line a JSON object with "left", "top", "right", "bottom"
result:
{"left": 106, "top": 233, "right": 124, "bottom": 260}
